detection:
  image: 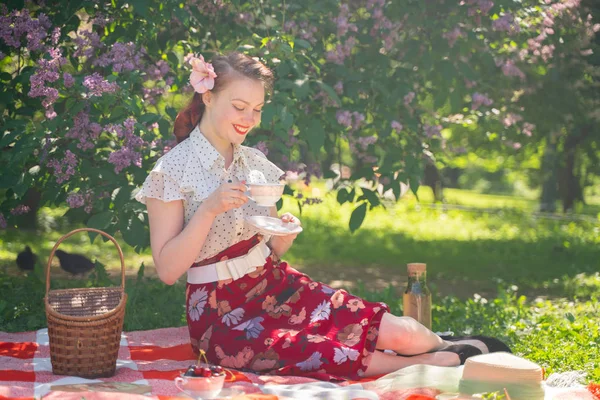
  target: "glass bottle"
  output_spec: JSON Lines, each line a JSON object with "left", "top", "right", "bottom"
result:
{"left": 402, "top": 263, "right": 432, "bottom": 329}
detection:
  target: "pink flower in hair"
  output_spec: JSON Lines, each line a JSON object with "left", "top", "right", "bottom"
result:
{"left": 189, "top": 55, "right": 217, "bottom": 93}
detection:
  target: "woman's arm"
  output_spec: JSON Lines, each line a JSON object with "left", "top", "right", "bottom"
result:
{"left": 146, "top": 182, "right": 248, "bottom": 285}
{"left": 146, "top": 199, "right": 215, "bottom": 285}
{"left": 267, "top": 207, "right": 301, "bottom": 258}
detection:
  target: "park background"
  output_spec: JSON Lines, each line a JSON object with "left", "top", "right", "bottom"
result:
{"left": 0, "top": 0, "right": 599, "bottom": 383}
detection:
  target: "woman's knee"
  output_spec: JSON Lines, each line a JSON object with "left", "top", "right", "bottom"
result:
{"left": 379, "top": 313, "right": 420, "bottom": 349}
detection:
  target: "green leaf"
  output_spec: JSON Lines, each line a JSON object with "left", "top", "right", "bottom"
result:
{"left": 349, "top": 202, "right": 367, "bottom": 233}
{"left": 130, "top": 0, "right": 149, "bottom": 18}
{"left": 450, "top": 90, "right": 463, "bottom": 113}
{"left": 293, "top": 78, "right": 310, "bottom": 99}
{"left": 360, "top": 188, "right": 381, "bottom": 208}
{"left": 565, "top": 312, "right": 575, "bottom": 323}
{"left": 304, "top": 119, "right": 325, "bottom": 153}
{"left": 295, "top": 39, "right": 312, "bottom": 49}
{"left": 261, "top": 104, "right": 277, "bottom": 126}
{"left": 337, "top": 188, "right": 348, "bottom": 205}
{"left": 410, "top": 179, "right": 420, "bottom": 199}
{"left": 165, "top": 106, "right": 178, "bottom": 121}
{"left": 138, "top": 113, "right": 161, "bottom": 124}
{"left": 113, "top": 187, "right": 133, "bottom": 209}
{"left": 316, "top": 81, "right": 341, "bottom": 106}
{"left": 137, "top": 262, "right": 145, "bottom": 281}
{"left": 87, "top": 210, "right": 114, "bottom": 230}
{"left": 168, "top": 52, "right": 180, "bottom": 68}
{"left": 280, "top": 106, "right": 293, "bottom": 129}
{"left": 120, "top": 213, "right": 149, "bottom": 251}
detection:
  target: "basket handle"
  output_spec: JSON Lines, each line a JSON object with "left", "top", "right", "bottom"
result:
{"left": 45, "top": 228, "right": 126, "bottom": 296}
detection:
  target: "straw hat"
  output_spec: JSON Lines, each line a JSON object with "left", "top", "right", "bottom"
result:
{"left": 454, "top": 352, "right": 545, "bottom": 400}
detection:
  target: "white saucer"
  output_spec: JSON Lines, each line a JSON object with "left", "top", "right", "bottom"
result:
{"left": 245, "top": 215, "right": 303, "bottom": 236}
{"left": 177, "top": 387, "right": 243, "bottom": 399}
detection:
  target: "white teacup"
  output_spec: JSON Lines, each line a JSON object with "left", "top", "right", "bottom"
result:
{"left": 246, "top": 183, "right": 285, "bottom": 207}
{"left": 174, "top": 371, "right": 225, "bottom": 399}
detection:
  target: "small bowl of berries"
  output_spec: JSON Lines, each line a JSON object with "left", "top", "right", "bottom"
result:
{"left": 175, "top": 351, "right": 227, "bottom": 399}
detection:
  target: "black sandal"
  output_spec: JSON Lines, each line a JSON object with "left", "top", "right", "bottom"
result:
{"left": 439, "top": 335, "right": 512, "bottom": 353}
{"left": 440, "top": 343, "right": 483, "bottom": 365}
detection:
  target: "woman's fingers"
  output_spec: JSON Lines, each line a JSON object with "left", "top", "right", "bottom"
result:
{"left": 224, "top": 189, "right": 248, "bottom": 202}
{"left": 221, "top": 182, "right": 247, "bottom": 193}
{"left": 281, "top": 212, "right": 301, "bottom": 226}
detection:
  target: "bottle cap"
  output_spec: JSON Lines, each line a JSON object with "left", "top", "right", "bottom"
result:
{"left": 407, "top": 263, "right": 427, "bottom": 274}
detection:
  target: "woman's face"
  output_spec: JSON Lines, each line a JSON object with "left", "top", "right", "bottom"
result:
{"left": 204, "top": 76, "right": 265, "bottom": 146}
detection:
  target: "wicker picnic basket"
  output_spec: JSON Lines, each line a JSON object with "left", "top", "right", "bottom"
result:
{"left": 44, "top": 228, "right": 127, "bottom": 378}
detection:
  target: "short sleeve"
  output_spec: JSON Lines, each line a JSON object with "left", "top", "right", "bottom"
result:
{"left": 134, "top": 171, "right": 185, "bottom": 204}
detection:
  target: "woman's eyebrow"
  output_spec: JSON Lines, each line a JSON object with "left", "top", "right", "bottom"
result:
{"left": 231, "top": 98, "right": 265, "bottom": 106}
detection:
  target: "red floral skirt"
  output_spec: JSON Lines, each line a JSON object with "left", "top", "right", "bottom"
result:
{"left": 186, "top": 235, "right": 390, "bottom": 381}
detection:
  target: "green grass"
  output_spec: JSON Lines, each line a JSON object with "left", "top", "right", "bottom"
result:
{"left": 1, "top": 187, "right": 599, "bottom": 381}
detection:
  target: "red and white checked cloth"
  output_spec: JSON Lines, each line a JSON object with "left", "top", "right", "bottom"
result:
{"left": 0, "top": 326, "right": 443, "bottom": 400}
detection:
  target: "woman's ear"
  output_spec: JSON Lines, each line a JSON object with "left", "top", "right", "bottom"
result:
{"left": 202, "top": 91, "right": 213, "bottom": 108}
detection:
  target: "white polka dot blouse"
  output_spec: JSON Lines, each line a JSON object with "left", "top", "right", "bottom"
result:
{"left": 135, "top": 126, "right": 285, "bottom": 262}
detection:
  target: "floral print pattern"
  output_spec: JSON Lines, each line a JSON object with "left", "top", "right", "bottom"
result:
{"left": 186, "top": 235, "right": 390, "bottom": 381}
{"left": 188, "top": 287, "right": 208, "bottom": 321}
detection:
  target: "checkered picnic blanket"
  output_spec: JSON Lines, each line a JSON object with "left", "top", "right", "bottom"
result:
{"left": 0, "top": 326, "right": 443, "bottom": 400}
{"left": 1, "top": 326, "right": 597, "bottom": 400}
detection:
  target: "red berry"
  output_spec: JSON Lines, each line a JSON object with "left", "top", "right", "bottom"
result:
{"left": 201, "top": 367, "right": 212, "bottom": 377}
{"left": 193, "top": 366, "right": 203, "bottom": 376}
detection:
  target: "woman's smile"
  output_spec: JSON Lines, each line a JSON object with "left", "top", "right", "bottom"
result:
{"left": 233, "top": 124, "right": 250, "bottom": 135}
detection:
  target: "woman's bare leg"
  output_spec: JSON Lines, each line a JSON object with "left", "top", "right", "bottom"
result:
{"left": 363, "top": 349, "right": 459, "bottom": 377}
{"left": 376, "top": 312, "right": 447, "bottom": 355}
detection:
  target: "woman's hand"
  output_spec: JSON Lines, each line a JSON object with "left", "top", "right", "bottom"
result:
{"left": 201, "top": 182, "right": 248, "bottom": 217}
{"left": 268, "top": 212, "right": 302, "bottom": 257}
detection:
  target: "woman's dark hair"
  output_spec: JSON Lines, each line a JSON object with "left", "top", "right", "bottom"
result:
{"left": 173, "top": 52, "right": 274, "bottom": 143}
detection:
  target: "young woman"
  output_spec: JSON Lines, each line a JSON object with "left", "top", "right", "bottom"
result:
{"left": 135, "top": 52, "right": 510, "bottom": 380}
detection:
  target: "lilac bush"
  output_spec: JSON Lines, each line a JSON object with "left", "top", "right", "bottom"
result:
{"left": 0, "top": 0, "right": 597, "bottom": 240}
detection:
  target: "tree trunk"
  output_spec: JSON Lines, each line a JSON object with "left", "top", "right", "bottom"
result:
{"left": 16, "top": 188, "right": 41, "bottom": 230}
{"left": 423, "top": 162, "right": 444, "bottom": 203}
{"left": 559, "top": 128, "right": 588, "bottom": 212}
{"left": 539, "top": 136, "right": 559, "bottom": 213}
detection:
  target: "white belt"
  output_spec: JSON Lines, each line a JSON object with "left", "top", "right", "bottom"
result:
{"left": 187, "top": 240, "right": 271, "bottom": 284}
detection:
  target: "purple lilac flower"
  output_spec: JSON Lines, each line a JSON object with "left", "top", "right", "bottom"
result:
{"left": 108, "top": 147, "right": 142, "bottom": 174}
{"left": 326, "top": 36, "right": 357, "bottom": 64}
{"left": 404, "top": 92, "right": 415, "bottom": 107}
{"left": 0, "top": 9, "right": 52, "bottom": 51}
{"left": 424, "top": 124, "right": 442, "bottom": 138}
{"left": 502, "top": 113, "right": 522, "bottom": 127}
{"left": 106, "top": 118, "right": 145, "bottom": 173}
{"left": 336, "top": 110, "right": 353, "bottom": 128}
{"left": 466, "top": 0, "right": 494, "bottom": 16}
{"left": 501, "top": 60, "right": 525, "bottom": 80}
{"left": 28, "top": 47, "right": 65, "bottom": 119}
{"left": 10, "top": 205, "right": 31, "bottom": 215}
{"left": 357, "top": 135, "right": 377, "bottom": 149}
{"left": 0, "top": 213, "right": 7, "bottom": 229}
{"left": 73, "top": 29, "right": 103, "bottom": 58}
{"left": 492, "top": 13, "right": 520, "bottom": 34}
{"left": 46, "top": 150, "right": 78, "bottom": 184}
{"left": 83, "top": 73, "right": 119, "bottom": 97}
{"left": 93, "top": 41, "right": 144, "bottom": 73}
{"left": 471, "top": 92, "right": 493, "bottom": 110}
{"left": 66, "top": 193, "right": 85, "bottom": 208}
{"left": 391, "top": 120, "right": 403, "bottom": 131}
{"left": 443, "top": 27, "right": 462, "bottom": 48}
{"left": 63, "top": 72, "right": 74, "bottom": 88}
{"left": 65, "top": 111, "right": 103, "bottom": 150}
{"left": 254, "top": 141, "right": 269, "bottom": 156}
{"left": 522, "top": 122, "right": 535, "bottom": 137}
